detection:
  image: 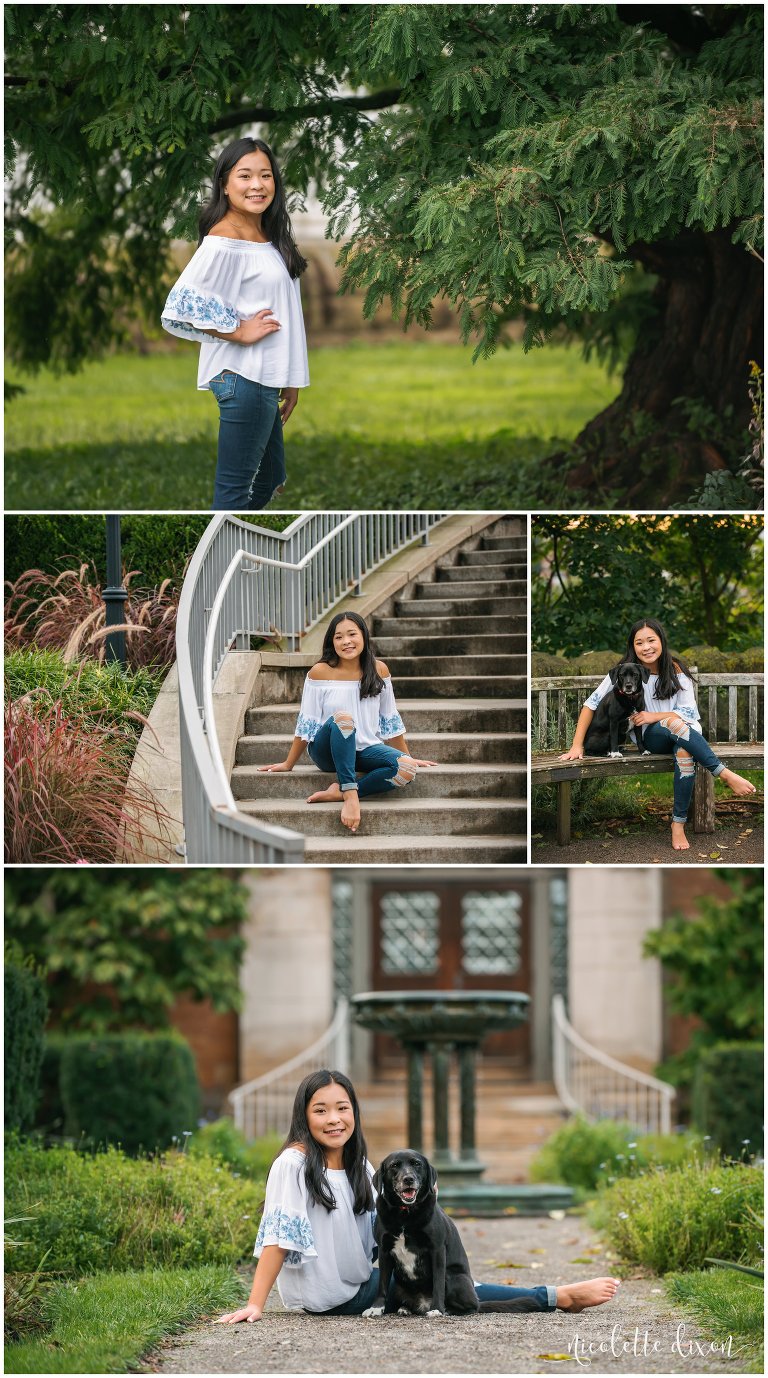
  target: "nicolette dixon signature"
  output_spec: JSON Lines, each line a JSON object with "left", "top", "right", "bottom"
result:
{"left": 569, "top": 1323, "right": 735, "bottom": 1366}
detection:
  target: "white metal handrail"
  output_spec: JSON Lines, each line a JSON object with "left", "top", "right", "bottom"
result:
{"left": 230, "top": 999, "right": 350, "bottom": 1141}
{"left": 177, "top": 512, "right": 446, "bottom": 863}
{"left": 552, "top": 995, "right": 675, "bottom": 1134}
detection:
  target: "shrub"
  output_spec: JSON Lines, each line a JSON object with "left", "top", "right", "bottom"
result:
{"left": 530, "top": 652, "right": 572, "bottom": 677}
{"left": 59, "top": 1032, "right": 199, "bottom": 1155}
{"left": 5, "top": 1138, "right": 262, "bottom": 1275}
{"left": 189, "top": 1118, "right": 282, "bottom": 1179}
{"left": 529, "top": 1115, "right": 701, "bottom": 1195}
{"left": 4, "top": 696, "right": 169, "bottom": 863}
{"left": 4, "top": 565, "right": 179, "bottom": 670}
{"left": 35, "top": 1034, "right": 68, "bottom": 1136}
{"left": 5, "top": 957, "right": 48, "bottom": 1132}
{"left": 592, "top": 1160, "right": 764, "bottom": 1273}
{"left": 5, "top": 650, "right": 163, "bottom": 741}
{"left": 570, "top": 650, "right": 622, "bottom": 675}
{"left": 692, "top": 1043, "right": 764, "bottom": 1160}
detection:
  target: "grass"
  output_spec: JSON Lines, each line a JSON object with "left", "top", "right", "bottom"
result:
{"left": 4, "top": 1264, "right": 244, "bottom": 1374}
{"left": 666, "top": 1269, "right": 764, "bottom": 1374}
{"left": 532, "top": 770, "right": 764, "bottom": 840}
{"left": 4, "top": 341, "right": 619, "bottom": 509}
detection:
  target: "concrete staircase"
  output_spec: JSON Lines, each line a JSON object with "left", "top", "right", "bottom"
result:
{"left": 232, "top": 517, "right": 527, "bottom": 862}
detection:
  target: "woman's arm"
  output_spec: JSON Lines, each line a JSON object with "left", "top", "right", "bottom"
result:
{"left": 558, "top": 705, "right": 594, "bottom": 761}
{"left": 217, "top": 1244, "right": 288, "bottom": 1323}
{"left": 202, "top": 309, "right": 281, "bottom": 344}
{"left": 258, "top": 736, "right": 307, "bottom": 772}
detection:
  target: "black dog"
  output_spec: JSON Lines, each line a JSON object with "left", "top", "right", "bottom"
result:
{"left": 364, "top": 1150, "right": 533, "bottom": 1317}
{"left": 583, "top": 661, "right": 648, "bottom": 758}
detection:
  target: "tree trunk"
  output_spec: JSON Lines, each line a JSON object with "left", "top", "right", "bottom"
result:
{"left": 562, "top": 230, "right": 763, "bottom": 505}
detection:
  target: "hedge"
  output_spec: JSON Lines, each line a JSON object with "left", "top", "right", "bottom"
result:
{"left": 5, "top": 957, "right": 48, "bottom": 1131}
{"left": 59, "top": 1032, "right": 200, "bottom": 1155}
{"left": 692, "top": 1042, "right": 764, "bottom": 1159}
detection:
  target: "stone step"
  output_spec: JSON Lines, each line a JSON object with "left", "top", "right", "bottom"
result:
{"left": 231, "top": 762, "right": 527, "bottom": 801}
{"left": 392, "top": 674, "right": 526, "bottom": 698}
{"left": 237, "top": 796, "right": 526, "bottom": 836}
{"left": 440, "top": 560, "right": 525, "bottom": 580}
{"left": 481, "top": 534, "right": 527, "bottom": 549}
{"left": 460, "top": 548, "right": 527, "bottom": 566}
{"left": 372, "top": 634, "right": 526, "bottom": 656}
{"left": 302, "top": 834, "right": 527, "bottom": 863}
{"left": 396, "top": 595, "right": 524, "bottom": 617}
{"left": 244, "top": 699, "right": 527, "bottom": 735}
{"left": 236, "top": 731, "right": 527, "bottom": 766}
{"left": 384, "top": 654, "right": 526, "bottom": 678}
{"left": 414, "top": 582, "right": 524, "bottom": 601}
{"left": 373, "top": 614, "right": 520, "bottom": 635}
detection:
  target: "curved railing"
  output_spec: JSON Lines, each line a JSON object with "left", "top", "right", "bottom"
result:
{"left": 552, "top": 995, "right": 675, "bottom": 1134}
{"left": 176, "top": 513, "right": 446, "bottom": 863}
{"left": 230, "top": 999, "right": 350, "bottom": 1140}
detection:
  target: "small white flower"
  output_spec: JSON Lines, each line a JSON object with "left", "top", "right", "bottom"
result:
{"left": 742, "top": 1139, "right": 751, "bottom": 1145}
{"left": 242, "top": 1214, "right": 250, "bottom": 1220}
{"left": 710, "top": 1188, "right": 722, "bottom": 1195}
{"left": 628, "top": 1142, "right": 637, "bottom": 1149}
{"left": 183, "top": 1130, "right": 192, "bottom": 1138}
{"left": 628, "top": 1155, "right": 636, "bottom": 1161}
{"left": 618, "top": 1212, "right": 629, "bottom": 1220}
{"left": 616, "top": 1154, "right": 625, "bottom": 1160}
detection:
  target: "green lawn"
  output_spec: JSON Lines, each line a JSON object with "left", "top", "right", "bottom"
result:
{"left": 5, "top": 341, "right": 619, "bottom": 510}
{"left": 666, "top": 1270, "right": 764, "bottom": 1374}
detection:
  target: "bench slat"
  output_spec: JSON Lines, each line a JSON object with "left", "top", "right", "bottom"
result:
{"left": 708, "top": 685, "right": 717, "bottom": 741}
{"left": 728, "top": 686, "right": 738, "bottom": 744}
{"left": 749, "top": 684, "right": 758, "bottom": 742}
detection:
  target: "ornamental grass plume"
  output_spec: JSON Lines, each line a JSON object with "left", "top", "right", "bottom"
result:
{"left": 4, "top": 696, "right": 170, "bottom": 863}
{"left": 4, "top": 565, "right": 179, "bottom": 670}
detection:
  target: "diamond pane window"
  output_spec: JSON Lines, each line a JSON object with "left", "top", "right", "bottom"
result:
{"left": 380, "top": 892, "right": 440, "bottom": 974}
{"left": 461, "top": 891, "right": 522, "bottom": 974}
{"left": 331, "top": 877, "right": 354, "bottom": 999}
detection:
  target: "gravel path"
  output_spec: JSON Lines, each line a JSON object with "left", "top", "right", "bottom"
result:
{"left": 151, "top": 1216, "right": 742, "bottom": 1374}
{"left": 531, "top": 817, "right": 763, "bottom": 866}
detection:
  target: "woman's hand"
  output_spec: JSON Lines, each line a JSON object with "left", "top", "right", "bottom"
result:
{"left": 629, "top": 711, "right": 656, "bottom": 726}
{"left": 235, "top": 309, "right": 281, "bottom": 345}
{"left": 216, "top": 1303, "right": 263, "bottom": 1324}
{"left": 558, "top": 745, "right": 584, "bottom": 761}
{"left": 258, "top": 761, "right": 293, "bottom": 773}
{"left": 279, "top": 387, "right": 299, "bottom": 425}
{"left": 406, "top": 757, "right": 438, "bottom": 768}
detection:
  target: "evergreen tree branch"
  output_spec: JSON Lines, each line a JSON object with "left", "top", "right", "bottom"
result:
{"left": 209, "top": 87, "right": 403, "bottom": 134}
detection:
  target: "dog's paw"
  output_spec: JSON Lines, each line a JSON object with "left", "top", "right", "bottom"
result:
{"left": 426, "top": 1309, "right": 444, "bottom": 1318}
{"left": 608, "top": 751, "right": 623, "bottom": 759}
{"left": 641, "top": 750, "right": 651, "bottom": 756}
{"left": 362, "top": 1306, "right": 386, "bottom": 1318}
{"left": 396, "top": 1307, "right": 411, "bottom": 1316}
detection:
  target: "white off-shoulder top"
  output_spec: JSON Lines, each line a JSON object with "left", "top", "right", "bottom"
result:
{"left": 160, "top": 236, "right": 309, "bottom": 392}
{"left": 585, "top": 670, "right": 701, "bottom": 727}
{"left": 254, "top": 1148, "right": 376, "bottom": 1312}
{"left": 296, "top": 675, "right": 406, "bottom": 750}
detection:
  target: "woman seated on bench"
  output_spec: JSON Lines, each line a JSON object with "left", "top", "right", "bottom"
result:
{"left": 558, "top": 617, "right": 756, "bottom": 851}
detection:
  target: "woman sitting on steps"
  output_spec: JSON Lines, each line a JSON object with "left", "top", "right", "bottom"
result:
{"left": 258, "top": 611, "right": 437, "bottom": 834}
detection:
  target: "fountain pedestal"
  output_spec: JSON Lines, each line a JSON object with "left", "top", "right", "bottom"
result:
{"left": 351, "top": 990, "right": 572, "bottom": 1213}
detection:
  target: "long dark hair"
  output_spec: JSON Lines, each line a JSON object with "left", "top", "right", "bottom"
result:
{"left": 278, "top": 1069, "right": 374, "bottom": 1215}
{"left": 623, "top": 617, "right": 691, "bottom": 699}
{"left": 319, "top": 612, "right": 384, "bottom": 699}
{"left": 198, "top": 137, "right": 307, "bottom": 278}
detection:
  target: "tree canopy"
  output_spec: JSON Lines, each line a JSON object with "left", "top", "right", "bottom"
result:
{"left": 532, "top": 514, "right": 763, "bottom": 657}
{"left": 3, "top": 869, "right": 248, "bottom": 1031}
{"left": 5, "top": 3, "right": 763, "bottom": 495}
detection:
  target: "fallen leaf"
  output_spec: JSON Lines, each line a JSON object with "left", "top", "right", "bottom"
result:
{"left": 537, "top": 1354, "right": 576, "bottom": 1362}
{"left": 548, "top": 1210, "right": 566, "bottom": 1220}
{"left": 709, "top": 851, "right": 722, "bottom": 859}
{"left": 569, "top": 1257, "right": 595, "bottom": 1264}
{"left": 529, "top": 1248, "right": 546, "bottom": 1254}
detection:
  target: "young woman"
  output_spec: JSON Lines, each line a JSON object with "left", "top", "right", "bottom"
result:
{"left": 161, "top": 137, "right": 308, "bottom": 511}
{"left": 218, "top": 1069, "right": 621, "bottom": 1322}
{"left": 258, "top": 611, "right": 437, "bottom": 835}
{"left": 559, "top": 617, "right": 756, "bottom": 851}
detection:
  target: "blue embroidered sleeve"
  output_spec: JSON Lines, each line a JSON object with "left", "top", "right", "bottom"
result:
{"left": 378, "top": 711, "right": 405, "bottom": 738}
{"left": 674, "top": 704, "right": 699, "bottom": 723}
{"left": 296, "top": 713, "right": 322, "bottom": 743}
{"left": 254, "top": 1206, "right": 317, "bottom": 1266}
{"left": 584, "top": 690, "right": 601, "bottom": 710}
{"left": 161, "top": 284, "right": 239, "bottom": 339}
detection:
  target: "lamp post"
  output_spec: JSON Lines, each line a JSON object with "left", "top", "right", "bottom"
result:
{"left": 103, "top": 515, "right": 127, "bottom": 668}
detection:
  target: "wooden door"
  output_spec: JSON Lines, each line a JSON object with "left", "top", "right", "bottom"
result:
{"left": 370, "top": 880, "right": 531, "bottom": 1066}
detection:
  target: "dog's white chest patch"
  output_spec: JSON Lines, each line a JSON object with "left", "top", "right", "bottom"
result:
{"left": 391, "top": 1231, "right": 419, "bottom": 1279}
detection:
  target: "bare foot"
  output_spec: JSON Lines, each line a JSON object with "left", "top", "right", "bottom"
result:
{"left": 341, "top": 791, "right": 361, "bottom": 833}
{"left": 556, "top": 1278, "right": 621, "bottom": 1312}
{"left": 671, "top": 821, "right": 690, "bottom": 851}
{"left": 307, "top": 783, "right": 343, "bottom": 805}
{"left": 719, "top": 768, "right": 757, "bottom": 798}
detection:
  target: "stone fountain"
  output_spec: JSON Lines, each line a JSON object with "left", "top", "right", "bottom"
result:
{"left": 351, "top": 990, "right": 572, "bottom": 1215}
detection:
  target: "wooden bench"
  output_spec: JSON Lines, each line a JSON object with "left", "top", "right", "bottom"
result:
{"left": 531, "top": 672, "right": 764, "bottom": 845}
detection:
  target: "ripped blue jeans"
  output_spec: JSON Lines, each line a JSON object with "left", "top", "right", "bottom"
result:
{"left": 308, "top": 717, "right": 416, "bottom": 798}
{"left": 642, "top": 719, "right": 725, "bottom": 823}
{"left": 316, "top": 1265, "right": 555, "bottom": 1315}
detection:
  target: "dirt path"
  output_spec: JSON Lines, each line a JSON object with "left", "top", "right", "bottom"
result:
{"left": 532, "top": 817, "right": 763, "bottom": 866}
{"left": 152, "top": 1216, "right": 743, "bottom": 1374}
